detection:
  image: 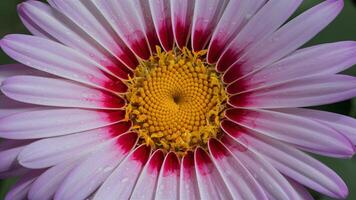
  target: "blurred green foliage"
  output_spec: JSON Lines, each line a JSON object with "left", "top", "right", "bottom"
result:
{"left": 0, "top": 0, "right": 356, "bottom": 200}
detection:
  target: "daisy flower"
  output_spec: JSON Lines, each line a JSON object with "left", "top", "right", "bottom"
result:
{"left": 1, "top": 0, "right": 356, "bottom": 199}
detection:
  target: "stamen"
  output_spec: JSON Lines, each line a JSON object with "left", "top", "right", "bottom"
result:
{"left": 126, "top": 47, "right": 227, "bottom": 155}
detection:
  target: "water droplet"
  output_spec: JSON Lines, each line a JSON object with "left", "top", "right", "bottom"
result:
{"left": 121, "top": 177, "right": 129, "bottom": 183}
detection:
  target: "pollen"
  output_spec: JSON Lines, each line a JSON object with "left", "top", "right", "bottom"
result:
{"left": 125, "top": 47, "right": 227, "bottom": 155}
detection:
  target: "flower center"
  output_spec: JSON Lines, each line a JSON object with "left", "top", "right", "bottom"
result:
{"left": 125, "top": 47, "right": 227, "bottom": 155}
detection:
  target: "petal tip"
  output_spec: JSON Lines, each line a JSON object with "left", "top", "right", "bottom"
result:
{"left": 336, "top": 183, "right": 349, "bottom": 199}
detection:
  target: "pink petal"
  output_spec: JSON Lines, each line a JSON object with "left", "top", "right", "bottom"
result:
{"left": 287, "top": 178, "right": 315, "bottom": 200}
{"left": 225, "top": 108, "right": 355, "bottom": 157}
{"left": 216, "top": 0, "right": 301, "bottom": 72}
{"left": 48, "top": 0, "right": 138, "bottom": 70}
{"left": 17, "top": 122, "right": 131, "bottom": 168}
{"left": 0, "top": 63, "right": 49, "bottom": 84}
{"left": 191, "top": 0, "right": 229, "bottom": 51}
{"left": 0, "top": 109, "right": 125, "bottom": 139}
{"left": 170, "top": 0, "right": 194, "bottom": 49}
{"left": 1, "top": 75, "right": 125, "bottom": 109}
{"left": 93, "top": 145, "right": 151, "bottom": 200}
{"left": 130, "top": 0, "right": 161, "bottom": 53}
{"left": 55, "top": 132, "right": 138, "bottom": 200}
{"left": 149, "top": 0, "right": 174, "bottom": 51}
{"left": 194, "top": 147, "right": 233, "bottom": 199}
{"left": 0, "top": 140, "right": 31, "bottom": 173}
{"left": 91, "top": 0, "right": 151, "bottom": 59}
{"left": 5, "top": 170, "right": 43, "bottom": 200}
{"left": 208, "top": 139, "right": 268, "bottom": 200}
{"left": 0, "top": 34, "right": 127, "bottom": 94}
{"left": 231, "top": 130, "right": 348, "bottom": 199}
{"left": 227, "top": 41, "right": 356, "bottom": 94}
{"left": 208, "top": 0, "right": 267, "bottom": 63}
{"left": 18, "top": 4, "right": 56, "bottom": 41}
{"left": 179, "top": 151, "right": 200, "bottom": 200}
{"left": 0, "top": 166, "right": 30, "bottom": 179}
{"left": 220, "top": 131, "right": 307, "bottom": 199}
{"left": 229, "top": 75, "right": 356, "bottom": 108}
{"left": 223, "top": 0, "right": 343, "bottom": 83}
{"left": 130, "top": 150, "right": 165, "bottom": 200}
{"left": 17, "top": 0, "right": 132, "bottom": 80}
{"left": 155, "top": 152, "right": 180, "bottom": 200}
{"left": 276, "top": 108, "right": 356, "bottom": 145}
{"left": 0, "top": 94, "right": 43, "bottom": 119}
{"left": 28, "top": 160, "right": 80, "bottom": 200}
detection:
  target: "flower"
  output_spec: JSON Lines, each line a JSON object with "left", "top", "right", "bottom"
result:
{"left": 0, "top": 0, "right": 356, "bottom": 199}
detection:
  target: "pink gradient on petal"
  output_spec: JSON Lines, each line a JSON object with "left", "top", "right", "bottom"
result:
{"left": 108, "top": 121, "right": 132, "bottom": 138}
{"left": 182, "top": 151, "right": 195, "bottom": 180}
{"left": 115, "top": 132, "right": 138, "bottom": 153}
{"left": 102, "top": 76, "right": 128, "bottom": 94}
{"left": 174, "top": 20, "right": 190, "bottom": 49}
{"left": 146, "top": 30, "right": 161, "bottom": 53}
{"left": 223, "top": 60, "right": 248, "bottom": 84}
{"left": 104, "top": 63, "right": 132, "bottom": 80}
{"left": 129, "top": 37, "right": 151, "bottom": 60}
{"left": 104, "top": 110, "right": 126, "bottom": 124}
{"left": 192, "top": 29, "right": 210, "bottom": 52}
{"left": 132, "top": 144, "right": 151, "bottom": 165}
{"left": 207, "top": 40, "right": 225, "bottom": 64}
{"left": 116, "top": 48, "right": 139, "bottom": 70}
{"left": 216, "top": 48, "right": 244, "bottom": 72}
{"left": 147, "top": 150, "right": 165, "bottom": 174}
{"left": 162, "top": 152, "right": 180, "bottom": 177}
{"left": 208, "top": 138, "right": 229, "bottom": 159}
{"left": 158, "top": 23, "right": 174, "bottom": 51}
{"left": 195, "top": 148, "right": 213, "bottom": 176}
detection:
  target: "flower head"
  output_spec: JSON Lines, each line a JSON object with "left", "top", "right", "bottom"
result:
{"left": 1, "top": 0, "right": 356, "bottom": 199}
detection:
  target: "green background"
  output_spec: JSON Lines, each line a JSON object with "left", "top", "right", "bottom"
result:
{"left": 0, "top": 0, "right": 356, "bottom": 199}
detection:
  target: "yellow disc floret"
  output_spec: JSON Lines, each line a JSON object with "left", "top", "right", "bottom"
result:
{"left": 125, "top": 47, "right": 227, "bottom": 155}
